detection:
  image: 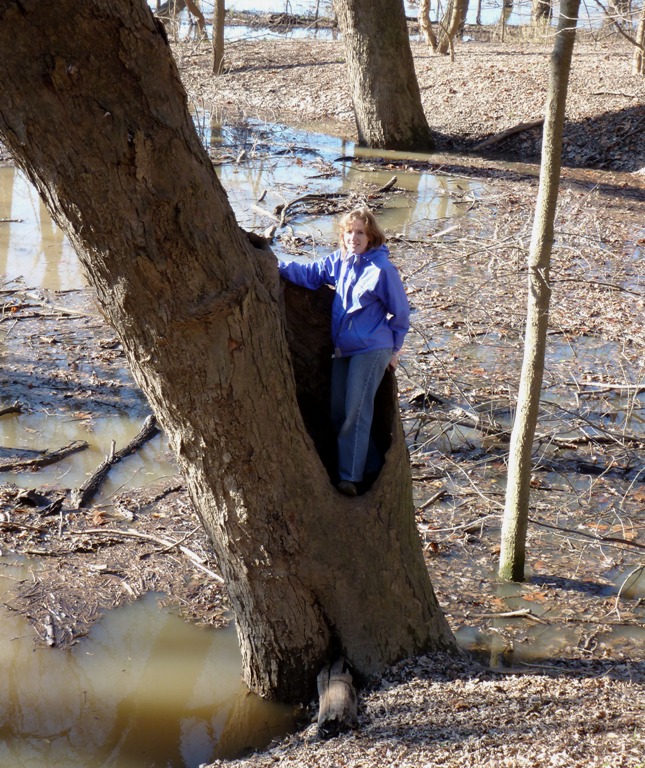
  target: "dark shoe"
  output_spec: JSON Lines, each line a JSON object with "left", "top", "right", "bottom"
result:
{"left": 337, "top": 481, "right": 357, "bottom": 497}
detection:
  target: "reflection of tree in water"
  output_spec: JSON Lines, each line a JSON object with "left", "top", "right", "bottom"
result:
{"left": 0, "top": 599, "right": 109, "bottom": 766}
{"left": 0, "top": 167, "right": 16, "bottom": 275}
{"left": 212, "top": 688, "right": 296, "bottom": 761}
{"left": 97, "top": 609, "right": 215, "bottom": 766}
{"left": 1, "top": 590, "right": 292, "bottom": 767}
{"left": 38, "top": 195, "right": 65, "bottom": 293}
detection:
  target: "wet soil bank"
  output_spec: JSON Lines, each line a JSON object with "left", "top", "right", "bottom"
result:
{"left": 173, "top": 28, "right": 645, "bottom": 174}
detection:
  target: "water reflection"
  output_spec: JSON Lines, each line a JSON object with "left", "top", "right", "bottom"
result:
{"left": 205, "top": 118, "right": 486, "bottom": 246}
{"left": 0, "top": 561, "right": 294, "bottom": 767}
{"left": 0, "top": 409, "right": 175, "bottom": 498}
{"left": 0, "top": 168, "right": 84, "bottom": 291}
{"left": 455, "top": 569, "right": 645, "bottom": 668}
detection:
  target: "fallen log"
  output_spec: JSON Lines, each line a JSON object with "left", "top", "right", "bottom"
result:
{"left": 0, "top": 440, "right": 89, "bottom": 472}
{"left": 0, "top": 400, "right": 22, "bottom": 417}
{"left": 377, "top": 175, "right": 398, "bottom": 193}
{"left": 317, "top": 656, "right": 358, "bottom": 739}
{"left": 71, "top": 414, "right": 159, "bottom": 508}
{"left": 474, "top": 118, "right": 544, "bottom": 150}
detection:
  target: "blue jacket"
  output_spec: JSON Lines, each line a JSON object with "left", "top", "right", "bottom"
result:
{"left": 279, "top": 245, "right": 410, "bottom": 357}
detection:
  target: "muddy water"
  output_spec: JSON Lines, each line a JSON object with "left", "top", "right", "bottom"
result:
{"left": 0, "top": 559, "right": 295, "bottom": 767}
{"left": 0, "top": 166, "right": 176, "bottom": 497}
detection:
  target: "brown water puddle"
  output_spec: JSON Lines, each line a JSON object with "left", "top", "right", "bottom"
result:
{"left": 0, "top": 559, "right": 295, "bottom": 767}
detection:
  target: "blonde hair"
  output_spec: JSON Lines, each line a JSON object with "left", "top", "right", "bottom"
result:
{"left": 338, "top": 207, "right": 386, "bottom": 252}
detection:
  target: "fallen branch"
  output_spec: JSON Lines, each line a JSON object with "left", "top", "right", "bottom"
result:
{"left": 474, "top": 119, "right": 544, "bottom": 150}
{"left": 417, "top": 488, "right": 447, "bottom": 510}
{"left": 275, "top": 192, "right": 347, "bottom": 226}
{"left": 68, "top": 526, "right": 224, "bottom": 582}
{"left": 70, "top": 414, "right": 159, "bottom": 508}
{"left": 0, "top": 401, "right": 22, "bottom": 417}
{"left": 377, "top": 175, "right": 397, "bottom": 193}
{"left": 528, "top": 517, "right": 645, "bottom": 552}
{"left": 570, "top": 381, "right": 645, "bottom": 394}
{"left": 0, "top": 440, "right": 89, "bottom": 472}
{"left": 472, "top": 608, "right": 549, "bottom": 624}
{"left": 0, "top": 520, "right": 48, "bottom": 533}
{"left": 409, "top": 388, "right": 510, "bottom": 441}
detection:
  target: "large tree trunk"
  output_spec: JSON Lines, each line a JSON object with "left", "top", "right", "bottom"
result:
{"left": 334, "top": 0, "right": 434, "bottom": 151}
{"left": 0, "top": 0, "right": 455, "bottom": 702}
{"left": 498, "top": 0, "right": 581, "bottom": 582}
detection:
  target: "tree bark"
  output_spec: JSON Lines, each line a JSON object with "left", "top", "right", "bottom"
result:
{"left": 531, "top": 0, "right": 552, "bottom": 25}
{"left": 419, "top": 0, "right": 438, "bottom": 51}
{"left": 633, "top": 3, "right": 645, "bottom": 75}
{"left": 334, "top": 0, "right": 434, "bottom": 151}
{"left": 498, "top": 0, "right": 581, "bottom": 582}
{"left": 212, "top": 0, "right": 226, "bottom": 74}
{"left": 0, "top": 0, "right": 455, "bottom": 702}
{"left": 437, "top": 0, "right": 469, "bottom": 57}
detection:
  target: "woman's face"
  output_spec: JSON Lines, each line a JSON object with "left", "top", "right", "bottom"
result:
{"left": 343, "top": 220, "right": 370, "bottom": 255}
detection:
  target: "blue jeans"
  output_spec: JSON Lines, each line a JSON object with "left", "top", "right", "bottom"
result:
{"left": 331, "top": 348, "right": 393, "bottom": 483}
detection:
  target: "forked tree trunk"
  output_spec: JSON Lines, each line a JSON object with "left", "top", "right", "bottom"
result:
{"left": 0, "top": 0, "right": 455, "bottom": 702}
{"left": 498, "top": 0, "right": 581, "bottom": 582}
{"left": 437, "top": 0, "right": 468, "bottom": 56}
{"left": 212, "top": 0, "right": 226, "bottom": 74}
{"left": 334, "top": 0, "right": 434, "bottom": 150}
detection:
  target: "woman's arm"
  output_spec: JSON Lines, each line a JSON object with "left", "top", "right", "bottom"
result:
{"left": 278, "top": 252, "right": 339, "bottom": 290}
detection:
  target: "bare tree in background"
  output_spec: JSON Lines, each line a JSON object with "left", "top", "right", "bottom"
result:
{"left": 634, "top": 3, "right": 645, "bottom": 74}
{"left": 499, "top": 0, "right": 582, "bottom": 582}
{"left": 436, "top": 0, "right": 469, "bottom": 57}
{"left": 212, "top": 0, "right": 226, "bottom": 73}
{"left": 531, "top": 0, "right": 553, "bottom": 26}
{"left": 334, "top": 0, "right": 435, "bottom": 150}
{"left": 419, "top": 0, "right": 439, "bottom": 50}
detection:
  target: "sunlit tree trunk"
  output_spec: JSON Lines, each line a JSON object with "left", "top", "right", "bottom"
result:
{"left": 634, "top": 3, "right": 645, "bottom": 75}
{"left": 212, "top": 0, "right": 226, "bottom": 73}
{"left": 156, "top": 0, "right": 206, "bottom": 39}
{"left": 419, "top": 0, "right": 438, "bottom": 50}
{"left": 499, "top": 0, "right": 581, "bottom": 582}
{"left": 185, "top": 0, "right": 206, "bottom": 35}
{"left": 532, "top": 0, "right": 552, "bottom": 25}
{"left": 334, "top": 0, "right": 434, "bottom": 150}
{"left": 437, "top": 0, "right": 468, "bottom": 57}
{"left": 0, "top": 0, "right": 456, "bottom": 702}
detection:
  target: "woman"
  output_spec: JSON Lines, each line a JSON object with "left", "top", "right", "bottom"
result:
{"left": 278, "top": 207, "right": 410, "bottom": 496}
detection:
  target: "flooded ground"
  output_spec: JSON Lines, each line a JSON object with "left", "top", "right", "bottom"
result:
{"left": 1, "top": 68, "right": 644, "bottom": 768}
{"left": 0, "top": 560, "right": 295, "bottom": 767}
